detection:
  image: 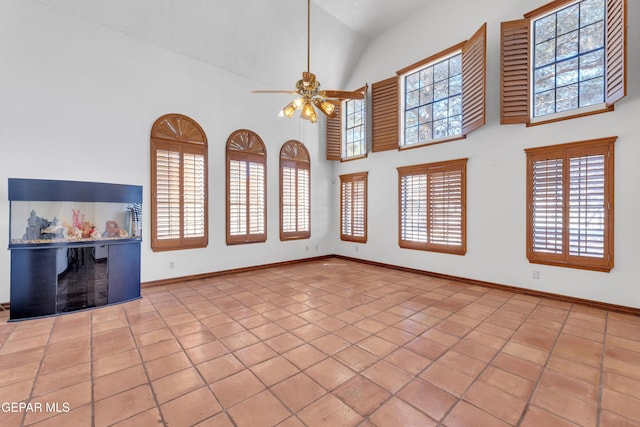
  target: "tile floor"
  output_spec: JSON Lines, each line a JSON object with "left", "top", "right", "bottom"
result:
{"left": 1, "top": 257, "right": 639, "bottom": 427}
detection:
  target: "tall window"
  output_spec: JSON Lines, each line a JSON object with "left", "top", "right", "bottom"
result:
{"left": 402, "top": 53, "right": 462, "bottom": 145}
{"left": 226, "top": 129, "right": 266, "bottom": 245}
{"left": 532, "top": 0, "right": 606, "bottom": 118}
{"left": 344, "top": 93, "right": 367, "bottom": 159}
{"left": 370, "top": 23, "right": 485, "bottom": 151}
{"left": 398, "top": 159, "right": 467, "bottom": 255}
{"left": 326, "top": 85, "right": 368, "bottom": 161}
{"left": 280, "top": 140, "right": 310, "bottom": 241}
{"left": 525, "top": 137, "right": 615, "bottom": 271}
{"left": 501, "top": 0, "right": 626, "bottom": 125}
{"left": 340, "top": 172, "right": 368, "bottom": 243}
{"left": 150, "top": 114, "right": 208, "bottom": 251}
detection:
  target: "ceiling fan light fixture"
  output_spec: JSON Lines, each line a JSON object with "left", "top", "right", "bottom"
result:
{"left": 301, "top": 101, "right": 318, "bottom": 123}
{"left": 251, "top": 0, "right": 365, "bottom": 123}
{"left": 279, "top": 97, "right": 305, "bottom": 118}
{"left": 313, "top": 98, "right": 336, "bottom": 118}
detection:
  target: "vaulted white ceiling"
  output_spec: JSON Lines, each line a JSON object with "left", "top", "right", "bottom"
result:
{"left": 33, "top": 0, "right": 432, "bottom": 91}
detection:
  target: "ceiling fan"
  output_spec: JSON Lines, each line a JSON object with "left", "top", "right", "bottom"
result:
{"left": 252, "top": 0, "right": 365, "bottom": 123}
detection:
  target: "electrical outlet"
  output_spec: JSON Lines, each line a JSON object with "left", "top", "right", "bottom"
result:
{"left": 532, "top": 270, "right": 540, "bottom": 279}
{"left": 169, "top": 261, "right": 175, "bottom": 269}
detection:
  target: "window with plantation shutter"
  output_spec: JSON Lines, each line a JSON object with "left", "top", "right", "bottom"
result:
{"left": 398, "top": 159, "right": 466, "bottom": 255}
{"left": 501, "top": 0, "right": 626, "bottom": 126}
{"left": 525, "top": 136, "right": 615, "bottom": 271}
{"left": 226, "top": 129, "right": 267, "bottom": 245}
{"left": 340, "top": 172, "right": 368, "bottom": 243}
{"left": 280, "top": 140, "right": 311, "bottom": 241}
{"left": 150, "top": 114, "right": 208, "bottom": 251}
{"left": 326, "top": 85, "right": 368, "bottom": 161}
{"left": 344, "top": 90, "right": 368, "bottom": 160}
{"left": 396, "top": 24, "right": 486, "bottom": 149}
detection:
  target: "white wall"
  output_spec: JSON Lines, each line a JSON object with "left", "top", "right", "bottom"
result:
{"left": 0, "top": 0, "right": 333, "bottom": 303}
{"left": 334, "top": 0, "right": 640, "bottom": 309}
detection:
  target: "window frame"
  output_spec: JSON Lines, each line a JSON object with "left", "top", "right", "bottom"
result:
{"left": 500, "top": 0, "right": 626, "bottom": 126}
{"left": 398, "top": 48, "right": 464, "bottom": 148}
{"left": 150, "top": 113, "right": 208, "bottom": 252}
{"left": 397, "top": 158, "right": 467, "bottom": 255}
{"left": 392, "top": 23, "right": 486, "bottom": 151}
{"left": 343, "top": 85, "right": 368, "bottom": 161}
{"left": 340, "top": 172, "right": 368, "bottom": 243}
{"left": 280, "top": 140, "right": 311, "bottom": 241}
{"left": 226, "top": 129, "right": 267, "bottom": 245}
{"left": 326, "top": 85, "right": 368, "bottom": 162}
{"left": 530, "top": 0, "right": 607, "bottom": 122}
{"left": 525, "top": 136, "right": 615, "bottom": 272}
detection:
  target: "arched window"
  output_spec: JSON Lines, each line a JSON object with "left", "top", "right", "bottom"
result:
{"left": 150, "top": 114, "right": 208, "bottom": 251}
{"left": 280, "top": 140, "right": 310, "bottom": 241}
{"left": 226, "top": 129, "right": 267, "bottom": 244}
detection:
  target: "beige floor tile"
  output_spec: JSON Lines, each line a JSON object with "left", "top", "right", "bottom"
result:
{"left": 1, "top": 258, "right": 639, "bottom": 427}
{"left": 227, "top": 390, "right": 289, "bottom": 427}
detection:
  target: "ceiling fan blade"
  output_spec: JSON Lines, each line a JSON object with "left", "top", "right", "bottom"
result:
{"left": 320, "top": 90, "right": 365, "bottom": 100}
{"left": 251, "top": 90, "right": 298, "bottom": 95}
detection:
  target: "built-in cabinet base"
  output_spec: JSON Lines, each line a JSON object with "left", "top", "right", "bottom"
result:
{"left": 9, "top": 241, "right": 140, "bottom": 321}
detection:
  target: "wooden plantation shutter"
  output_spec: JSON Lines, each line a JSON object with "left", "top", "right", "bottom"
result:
{"left": 154, "top": 143, "right": 181, "bottom": 242}
{"left": 500, "top": 19, "right": 529, "bottom": 124}
{"left": 525, "top": 137, "right": 615, "bottom": 272}
{"left": 399, "top": 170, "right": 427, "bottom": 245}
{"left": 280, "top": 140, "right": 311, "bottom": 240}
{"left": 226, "top": 129, "right": 267, "bottom": 245}
{"left": 182, "top": 149, "right": 206, "bottom": 239}
{"left": 605, "top": 0, "right": 626, "bottom": 106}
{"left": 501, "top": 0, "right": 626, "bottom": 125}
{"left": 528, "top": 153, "right": 565, "bottom": 263}
{"left": 461, "top": 23, "right": 487, "bottom": 135}
{"left": 151, "top": 114, "right": 208, "bottom": 251}
{"left": 371, "top": 76, "right": 399, "bottom": 152}
{"left": 340, "top": 172, "right": 368, "bottom": 243}
{"left": 326, "top": 101, "right": 342, "bottom": 160}
{"left": 398, "top": 159, "right": 467, "bottom": 255}
{"left": 428, "top": 165, "right": 465, "bottom": 249}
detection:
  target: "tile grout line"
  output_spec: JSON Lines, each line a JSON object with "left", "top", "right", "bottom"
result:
{"left": 513, "top": 300, "right": 571, "bottom": 426}
{"left": 123, "top": 300, "right": 169, "bottom": 427}
{"left": 595, "top": 311, "right": 609, "bottom": 427}
{"left": 21, "top": 319, "right": 56, "bottom": 427}
{"left": 431, "top": 291, "right": 543, "bottom": 426}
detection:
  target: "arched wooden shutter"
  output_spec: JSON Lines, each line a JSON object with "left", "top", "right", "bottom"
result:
{"left": 150, "top": 113, "right": 208, "bottom": 251}
{"left": 280, "top": 140, "right": 311, "bottom": 240}
{"left": 226, "top": 129, "right": 267, "bottom": 245}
